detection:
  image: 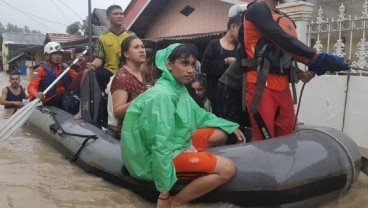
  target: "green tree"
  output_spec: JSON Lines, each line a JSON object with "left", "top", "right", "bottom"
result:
{"left": 81, "top": 17, "right": 90, "bottom": 35}
{"left": 0, "top": 22, "right": 40, "bottom": 52}
{"left": 5, "top": 23, "right": 24, "bottom": 33}
{"left": 5, "top": 23, "right": 15, "bottom": 32}
{"left": 23, "top": 26, "right": 31, "bottom": 33}
{"left": 66, "top": 21, "right": 81, "bottom": 35}
{"left": 0, "top": 23, "right": 5, "bottom": 32}
{"left": 15, "top": 25, "right": 23, "bottom": 33}
{"left": 31, "top": 29, "right": 40, "bottom": 33}
{"left": 0, "top": 23, "right": 3, "bottom": 52}
{"left": 0, "top": 22, "right": 39, "bottom": 33}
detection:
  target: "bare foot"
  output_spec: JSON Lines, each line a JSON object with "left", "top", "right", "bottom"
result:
{"left": 156, "top": 197, "right": 172, "bottom": 208}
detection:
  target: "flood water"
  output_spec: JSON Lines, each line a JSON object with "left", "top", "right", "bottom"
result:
{"left": 0, "top": 71, "right": 367, "bottom": 208}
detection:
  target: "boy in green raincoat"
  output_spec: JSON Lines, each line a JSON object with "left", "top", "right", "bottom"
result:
{"left": 121, "top": 43, "right": 246, "bottom": 207}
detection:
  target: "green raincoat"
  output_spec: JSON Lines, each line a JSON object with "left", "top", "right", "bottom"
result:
{"left": 121, "top": 43, "right": 239, "bottom": 192}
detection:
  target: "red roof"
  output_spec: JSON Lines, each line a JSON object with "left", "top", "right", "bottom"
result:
{"left": 46, "top": 33, "right": 87, "bottom": 43}
{"left": 124, "top": 0, "right": 149, "bottom": 29}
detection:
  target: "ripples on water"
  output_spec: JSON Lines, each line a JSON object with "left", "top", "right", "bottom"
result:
{"left": 0, "top": 72, "right": 367, "bottom": 208}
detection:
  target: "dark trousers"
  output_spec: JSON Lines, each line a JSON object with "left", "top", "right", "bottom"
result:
{"left": 95, "top": 67, "right": 114, "bottom": 92}
{"left": 207, "top": 76, "right": 220, "bottom": 116}
{"left": 216, "top": 82, "right": 251, "bottom": 144}
{"left": 95, "top": 67, "right": 113, "bottom": 125}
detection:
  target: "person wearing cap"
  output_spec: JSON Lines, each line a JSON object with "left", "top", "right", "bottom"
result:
{"left": 28, "top": 41, "right": 77, "bottom": 109}
{"left": 121, "top": 43, "right": 246, "bottom": 207}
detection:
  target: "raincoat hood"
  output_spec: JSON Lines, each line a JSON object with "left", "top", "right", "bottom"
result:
{"left": 155, "top": 43, "right": 181, "bottom": 85}
{"left": 121, "top": 43, "right": 239, "bottom": 193}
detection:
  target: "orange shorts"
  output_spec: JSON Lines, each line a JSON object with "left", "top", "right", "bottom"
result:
{"left": 173, "top": 128, "right": 217, "bottom": 181}
{"left": 173, "top": 152, "right": 217, "bottom": 181}
{"left": 191, "top": 128, "right": 216, "bottom": 151}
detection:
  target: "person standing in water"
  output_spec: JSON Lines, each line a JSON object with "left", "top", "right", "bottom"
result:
{"left": 0, "top": 71, "right": 28, "bottom": 109}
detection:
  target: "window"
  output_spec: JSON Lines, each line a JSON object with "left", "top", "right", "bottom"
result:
{"left": 180, "top": 5, "right": 195, "bottom": 17}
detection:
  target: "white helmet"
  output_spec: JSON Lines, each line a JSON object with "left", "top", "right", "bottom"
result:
{"left": 44, "top": 41, "right": 64, "bottom": 54}
{"left": 228, "top": 4, "right": 248, "bottom": 18}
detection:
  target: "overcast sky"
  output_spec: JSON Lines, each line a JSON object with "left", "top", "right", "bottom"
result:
{"left": 0, "top": 0, "right": 131, "bottom": 34}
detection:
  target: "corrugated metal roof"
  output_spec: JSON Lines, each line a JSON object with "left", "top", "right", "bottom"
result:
{"left": 147, "top": 31, "right": 225, "bottom": 42}
{"left": 17, "top": 37, "right": 97, "bottom": 53}
{"left": 92, "top": 8, "right": 110, "bottom": 26}
{"left": 45, "top": 33, "right": 87, "bottom": 43}
{"left": 1, "top": 33, "right": 45, "bottom": 45}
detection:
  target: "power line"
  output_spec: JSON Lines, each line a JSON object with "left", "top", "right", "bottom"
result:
{"left": 0, "top": 0, "right": 59, "bottom": 32}
{"left": 57, "top": 0, "right": 84, "bottom": 21}
{"left": 50, "top": 0, "right": 72, "bottom": 23}
{"left": 0, "top": 0, "right": 67, "bottom": 26}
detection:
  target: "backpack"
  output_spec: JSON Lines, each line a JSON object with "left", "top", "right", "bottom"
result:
{"left": 240, "top": 5, "right": 300, "bottom": 113}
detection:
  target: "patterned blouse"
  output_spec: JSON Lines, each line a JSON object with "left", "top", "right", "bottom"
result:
{"left": 110, "top": 67, "right": 149, "bottom": 125}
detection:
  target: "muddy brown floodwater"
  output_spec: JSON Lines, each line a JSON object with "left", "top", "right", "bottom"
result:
{"left": 0, "top": 71, "right": 367, "bottom": 208}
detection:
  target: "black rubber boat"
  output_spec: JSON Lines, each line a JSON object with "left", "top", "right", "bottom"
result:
{"left": 26, "top": 106, "right": 363, "bottom": 207}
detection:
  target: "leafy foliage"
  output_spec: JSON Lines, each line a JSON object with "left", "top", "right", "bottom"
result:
{"left": 0, "top": 22, "right": 41, "bottom": 33}
{"left": 66, "top": 21, "right": 82, "bottom": 35}
{"left": 0, "top": 22, "right": 41, "bottom": 51}
{"left": 81, "top": 17, "right": 90, "bottom": 36}
{"left": 66, "top": 16, "right": 89, "bottom": 35}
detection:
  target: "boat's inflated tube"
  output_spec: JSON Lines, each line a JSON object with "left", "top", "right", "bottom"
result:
{"left": 27, "top": 106, "right": 362, "bottom": 208}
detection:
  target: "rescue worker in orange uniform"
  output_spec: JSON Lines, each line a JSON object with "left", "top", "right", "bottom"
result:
{"left": 28, "top": 41, "right": 77, "bottom": 109}
{"left": 243, "top": 0, "right": 349, "bottom": 141}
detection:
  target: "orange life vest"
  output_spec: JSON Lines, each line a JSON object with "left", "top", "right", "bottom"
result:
{"left": 242, "top": 8, "right": 300, "bottom": 113}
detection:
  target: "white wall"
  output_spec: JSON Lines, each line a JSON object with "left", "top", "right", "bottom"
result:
{"left": 295, "top": 74, "right": 368, "bottom": 148}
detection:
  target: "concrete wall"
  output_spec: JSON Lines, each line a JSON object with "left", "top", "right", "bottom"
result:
{"left": 278, "top": 1, "right": 368, "bottom": 148}
{"left": 295, "top": 74, "right": 368, "bottom": 148}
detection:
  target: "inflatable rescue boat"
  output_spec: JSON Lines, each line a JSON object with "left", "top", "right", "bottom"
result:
{"left": 26, "top": 106, "right": 363, "bottom": 207}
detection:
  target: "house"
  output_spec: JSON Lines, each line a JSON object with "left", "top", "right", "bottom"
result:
{"left": 1, "top": 32, "right": 93, "bottom": 74}
{"left": 1, "top": 32, "right": 45, "bottom": 73}
{"left": 45, "top": 33, "right": 87, "bottom": 44}
{"left": 123, "top": 0, "right": 251, "bottom": 56}
{"left": 3, "top": 8, "right": 108, "bottom": 61}
{"left": 123, "top": 0, "right": 368, "bottom": 149}
{"left": 91, "top": 8, "right": 110, "bottom": 36}
{"left": 14, "top": 33, "right": 90, "bottom": 66}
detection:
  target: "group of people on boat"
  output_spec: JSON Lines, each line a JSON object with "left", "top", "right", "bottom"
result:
{"left": 1, "top": 1, "right": 350, "bottom": 207}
